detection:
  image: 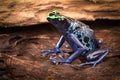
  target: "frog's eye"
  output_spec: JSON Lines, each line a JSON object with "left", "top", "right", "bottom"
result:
{"left": 53, "top": 11, "right": 59, "bottom": 15}
{"left": 49, "top": 13, "right": 54, "bottom": 16}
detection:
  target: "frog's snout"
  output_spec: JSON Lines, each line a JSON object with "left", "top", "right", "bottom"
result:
{"left": 46, "top": 17, "right": 51, "bottom": 22}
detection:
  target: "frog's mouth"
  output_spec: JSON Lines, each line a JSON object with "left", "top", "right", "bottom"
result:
{"left": 46, "top": 14, "right": 64, "bottom": 20}
{"left": 47, "top": 18, "right": 70, "bottom": 32}
{"left": 47, "top": 18, "right": 60, "bottom": 27}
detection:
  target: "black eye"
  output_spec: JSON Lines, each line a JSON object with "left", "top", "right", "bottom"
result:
{"left": 53, "top": 12, "right": 60, "bottom": 15}
{"left": 49, "top": 13, "right": 54, "bottom": 16}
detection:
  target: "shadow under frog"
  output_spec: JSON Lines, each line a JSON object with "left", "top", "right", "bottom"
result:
{"left": 41, "top": 10, "right": 109, "bottom": 68}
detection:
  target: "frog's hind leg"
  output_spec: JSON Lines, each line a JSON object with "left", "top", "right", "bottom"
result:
{"left": 80, "top": 48, "right": 109, "bottom": 68}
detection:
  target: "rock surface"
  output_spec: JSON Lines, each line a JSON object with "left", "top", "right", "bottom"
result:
{"left": 0, "top": 22, "right": 120, "bottom": 80}
{"left": 0, "top": 0, "right": 120, "bottom": 27}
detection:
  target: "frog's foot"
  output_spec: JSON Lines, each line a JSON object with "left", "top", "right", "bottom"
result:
{"left": 41, "top": 47, "right": 62, "bottom": 57}
{"left": 80, "top": 61, "right": 98, "bottom": 68}
{"left": 41, "top": 52, "right": 54, "bottom": 57}
{"left": 41, "top": 50, "right": 56, "bottom": 57}
{"left": 80, "top": 48, "right": 109, "bottom": 68}
{"left": 50, "top": 53, "right": 70, "bottom": 64}
{"left": 41, "top": 50, "right": 52, "bottom": 53}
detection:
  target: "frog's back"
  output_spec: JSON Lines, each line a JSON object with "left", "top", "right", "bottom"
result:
{"left": 67, "top": 18, "right": 98, "bottom": 51}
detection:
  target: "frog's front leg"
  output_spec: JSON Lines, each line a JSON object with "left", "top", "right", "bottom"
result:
{"left": 51, "top": 33, "right": 86, "bottom": 63}
{"left": 51, "top": 48, "right": 85, "bottom": 63}
{"left": 80, "top": 48, "right": 109, "bottom": 68}
{"left": 41, "top": 35, "right": 65, "bottom": 57}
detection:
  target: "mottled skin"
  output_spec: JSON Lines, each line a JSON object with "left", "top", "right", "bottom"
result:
{"left": 42, "top": 10, "right": 109, "bottom": 68}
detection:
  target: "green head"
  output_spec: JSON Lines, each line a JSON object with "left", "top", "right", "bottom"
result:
{"left": 46, "top": 10, "right": 70, "bottom": 34}
{"left": 46, "top": 10, "right": 70, "bottom": 29}
{"left": 46, "top": 10, "right": 64, "bottom": 19}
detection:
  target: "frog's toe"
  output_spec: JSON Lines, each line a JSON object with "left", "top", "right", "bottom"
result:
{"left": 52, "top": 58, "right": 61, "bottom": 63}
{"left": 41, "top": 50, "right": 51, "bottom": 53}
{"left": 41, "top": 53, "right": 50, "bottom": 57}
{"left": 58, "top": 54, "right": 65, "bottom": 59}
{"left": 80, "top": 63, "right": 86, "bottom": 67}
{"left": 49, "top": 52, "right": 70, "bottom": 63}
{"left": 50, "top": 55, "right": 67, "bottom": 63}
{"left": 41, "top": 50, "right": 56, "bottom": 57}
{"left": 80, "top": 61, "right": 98, "bottom": 68}
{"left": 92, "top": 63, "right": 97, "bottom": 68}
{"left": 50, "top": 58, "right": 66, "bottom": 63}
{"left": 80, "top": 62, "right": 94, "bottom": 67}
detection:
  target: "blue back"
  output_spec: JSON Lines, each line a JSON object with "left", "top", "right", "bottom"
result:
{"left": 67, "top": 18, "right": 98, "bottom": 51}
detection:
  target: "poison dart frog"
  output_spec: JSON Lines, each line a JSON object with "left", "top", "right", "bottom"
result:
{"left": 41, "top": 10, "right": 109, "bottom": 68}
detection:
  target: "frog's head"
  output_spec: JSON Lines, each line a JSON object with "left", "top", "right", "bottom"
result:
{"left": 46, "top": 10, "right": 69, "bottom": 29}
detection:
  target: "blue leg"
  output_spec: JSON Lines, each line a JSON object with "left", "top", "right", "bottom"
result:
{"left": 51, "top": 33, "right": 86, "bottom": 63}
{"left": 80, "top": 48, "right": 109, "bottom": 68}
{"left": 50, "top": 48, "right": 85, "bottom": 63}
{"left": 41, "top": 36, "right": 65, "bottom": 57}
{"left": 41, "top": 47, "right": 62, "bottom": 57}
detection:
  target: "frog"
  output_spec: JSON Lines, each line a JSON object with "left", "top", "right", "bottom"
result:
{"left": 41, "top": 10, "right": 109, "bottom": 68}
